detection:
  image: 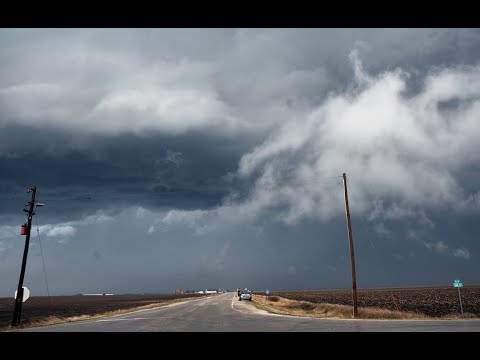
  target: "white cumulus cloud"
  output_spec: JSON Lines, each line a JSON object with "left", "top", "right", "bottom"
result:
{"left": 235, "top": 52, "right": 480, "bottom": 224}
{"left": 423, "top": 241, "right": 448, "bottom": 253}
{"left": 453, "top": 247, "right": 471, "bottom": 260}
{"left": 45, "top": 225, "right": 76, "bottom": 238}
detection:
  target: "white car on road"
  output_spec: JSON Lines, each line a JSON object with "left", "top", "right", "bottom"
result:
{"left": 239, "top": 289, "right": 252, "bottom": 301}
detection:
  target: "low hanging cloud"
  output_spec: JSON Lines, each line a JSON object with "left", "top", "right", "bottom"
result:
{"left": 86, "top": 86, "right": 236, "bottom": 135}
{"left": 235, "top": 51, "right": 480, "bottom": 224}
{"left": 40, "top": 224, "right": 77, "bottom": 238}
{"left": 1, "top": 223, "right": 74, "bottom": 240}
{"left": 161, "top": 209, "right": 213, "bottom": 236}
{"left": 423, "top": 241, "right": 449, "bottom": 253}
{"left": 423, "top": 240, "right": 471, "bottom": 260}
{"left": 161, "top": 209, "right": 210, "bottom": 227}
{"left": 0, "top": 210, "right": 114, "bottom": 245}
{"left": 453, "top": 247, "right": 471, "bottom": 260}
{"left": 0, "top": 81, "right": 237, "bottom": 136}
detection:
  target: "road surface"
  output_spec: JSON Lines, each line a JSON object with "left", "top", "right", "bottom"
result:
{"left": 16, "top": 292, "right": 480, "bottom": 331}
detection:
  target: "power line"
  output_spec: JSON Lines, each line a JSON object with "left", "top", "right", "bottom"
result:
{"left": 1, "top": 185, "right": 229, "bottom": 199}
{"left": 278, "top": 174, "right": 343, "bottom": 181}
{"left": 1, "top": 175, "right": 344, "bottom": 203}
{"left": 34, "top": 212, "right": 51, "bottom": 309}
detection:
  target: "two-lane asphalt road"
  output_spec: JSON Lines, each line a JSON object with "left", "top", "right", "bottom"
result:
{"left": 18, "top": 292, "right": 480, "bottom": 331}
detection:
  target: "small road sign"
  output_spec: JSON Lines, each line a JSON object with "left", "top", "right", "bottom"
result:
{"left": 14, "top": 287, "right": 30, "bottom": 303}
{"left": 453, "top": 279, "right": 464, "bottom": 316}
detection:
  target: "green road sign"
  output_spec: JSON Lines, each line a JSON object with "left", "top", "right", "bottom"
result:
{"left": 453, "top": 280, "right": 463, "bottom": 287}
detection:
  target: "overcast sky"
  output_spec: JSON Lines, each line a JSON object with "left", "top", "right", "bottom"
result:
{"left": 1, "top": 29, "right": 479, "bottom": 297}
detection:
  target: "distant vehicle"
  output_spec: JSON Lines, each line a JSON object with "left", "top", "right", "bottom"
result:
{"left": 239, "top": 289, "right": 252, "bottom": 301}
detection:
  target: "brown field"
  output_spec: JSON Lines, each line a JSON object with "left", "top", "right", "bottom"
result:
{"left": 252, "top": 294, "right": 429, "bottom": 319}
{"left": 255, "top": 286, "right": 480, "bottom": 318}
{"left": 0, "top": 293, "right": 209, "bottom": 330}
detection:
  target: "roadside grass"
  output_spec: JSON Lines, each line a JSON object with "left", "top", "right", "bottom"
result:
{"left": 0, "top": 296, "right": 207, "bottom": 332}
{"left": 252, "top": 295, "right": 444, "bottom": 320}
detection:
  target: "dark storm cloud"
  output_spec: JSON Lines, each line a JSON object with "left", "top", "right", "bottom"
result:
{"left": 1, "top": 29, "right": 480, "bottom": 296}
{"left": 0, "top": 126, "right": 258, "bottom": 224}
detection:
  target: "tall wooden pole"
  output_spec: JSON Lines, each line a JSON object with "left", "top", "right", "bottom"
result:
{"left": 342, "top": 173, "right": 358, "bottom": 318}
{"left": 12, "top": 186, "right": 36, "bottom": 326}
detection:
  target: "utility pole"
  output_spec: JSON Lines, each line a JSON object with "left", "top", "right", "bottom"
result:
{"left": 457, "top": 285, "right": 464, "bottom": 317}
{"left": 342, "top": 173, "right": 358, "bottom": 319}
{"left": 12, "top": 186, "right": 36, "bottom": 326}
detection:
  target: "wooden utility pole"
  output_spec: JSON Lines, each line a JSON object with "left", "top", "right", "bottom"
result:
{"left": 12, "top": 186, "right": 36, "bottom": 326}
{"left": 342, "top": 173, "right": 358, "bottom": 319}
